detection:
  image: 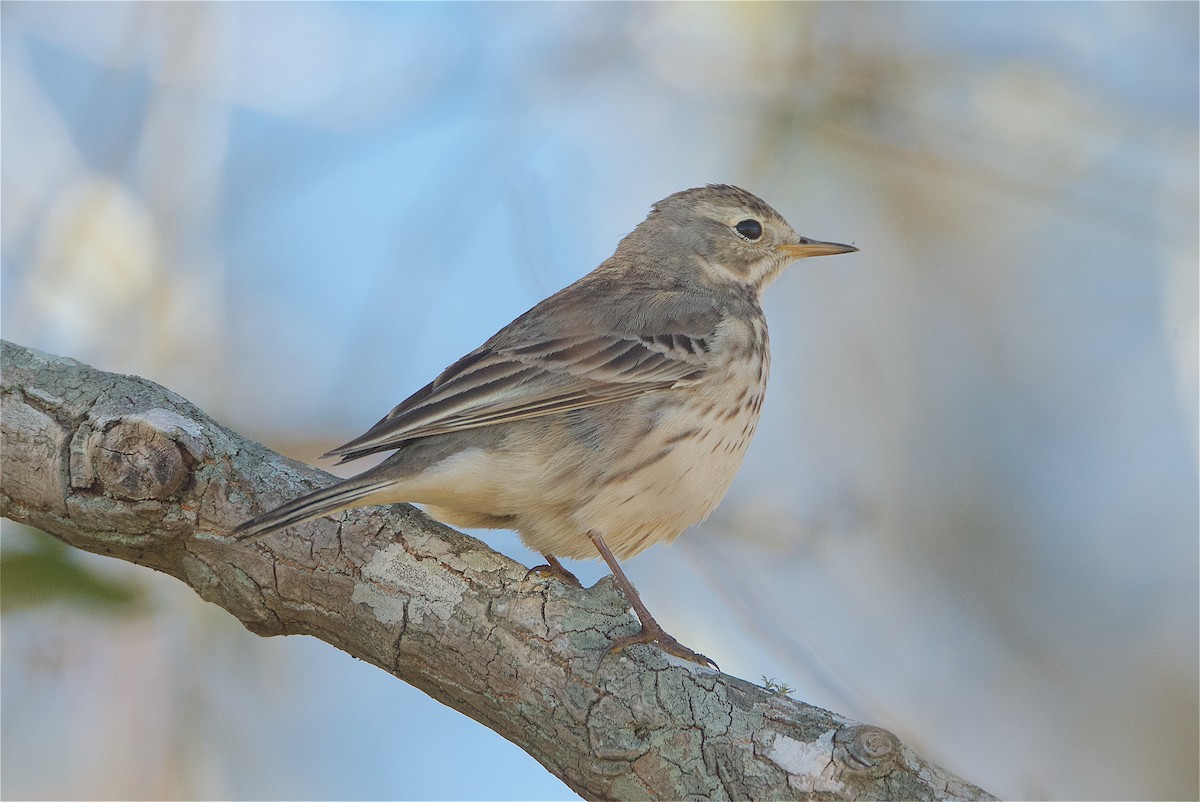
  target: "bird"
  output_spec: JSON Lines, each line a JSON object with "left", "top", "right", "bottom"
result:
{"left": 234, "top": 184, "right": 856, "bottom": 667}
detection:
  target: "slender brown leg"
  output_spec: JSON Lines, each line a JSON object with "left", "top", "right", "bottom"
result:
{"left": 588, "top": 530, "right": 716, "bottom": 669}
{"left": 525, "top": 554, "right": 582, "bottom": 587}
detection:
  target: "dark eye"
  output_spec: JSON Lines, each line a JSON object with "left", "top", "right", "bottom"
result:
{"left": 734, "top": 219, "right": 763, "bottom": 241}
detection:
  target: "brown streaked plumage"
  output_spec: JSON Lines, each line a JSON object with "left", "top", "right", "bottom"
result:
{"left": 234, "top": 184, "right": 856, "bottom": 667}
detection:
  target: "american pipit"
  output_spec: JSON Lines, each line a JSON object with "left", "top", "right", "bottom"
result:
{"left": 235, "top": 184, "right": 856, "bottom": 667}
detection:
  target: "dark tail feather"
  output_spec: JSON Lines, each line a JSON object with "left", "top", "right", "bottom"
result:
{"left": 233, "top": 476, "right": 398, "bottom": 543}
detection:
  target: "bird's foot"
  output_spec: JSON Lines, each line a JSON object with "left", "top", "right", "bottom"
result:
{"left": 608, "top": 622, "right": 718, "bottom": 670}
{"left": 524, "top": 555, "right": 582, "bottom": 587}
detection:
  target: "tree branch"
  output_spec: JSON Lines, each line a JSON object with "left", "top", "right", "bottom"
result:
{"left": 0, "top": 339, "right": 994, "bottom": 801}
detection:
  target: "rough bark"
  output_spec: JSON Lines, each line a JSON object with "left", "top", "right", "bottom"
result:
{"left": 0, "top": 339, "right": 995, "bottom": 802}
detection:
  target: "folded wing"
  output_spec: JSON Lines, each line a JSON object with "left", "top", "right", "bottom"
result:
{"left": 325, "top": 330, "right": 714, "bottom": 463}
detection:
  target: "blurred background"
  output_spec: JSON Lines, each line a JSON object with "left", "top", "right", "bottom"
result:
{"left": 2, "top": 2, "right": 1196, "bottom": 800}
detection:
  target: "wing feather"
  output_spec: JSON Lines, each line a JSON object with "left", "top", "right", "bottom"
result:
{"left": 324, "top": 274, "right": 731, "bottom": 462}
{"left": 325, "top": 331, "right": 713, "bottom": 462}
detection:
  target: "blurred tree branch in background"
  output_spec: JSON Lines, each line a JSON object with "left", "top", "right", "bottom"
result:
{"left": 0, "top": 339, "right": 994, "bottom": 802}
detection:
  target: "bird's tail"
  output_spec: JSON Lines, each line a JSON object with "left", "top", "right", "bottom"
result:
{"left": 233, "top": 475, "right": 399, "bottom": 543}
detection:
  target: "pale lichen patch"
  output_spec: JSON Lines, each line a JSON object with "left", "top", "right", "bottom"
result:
{"left": 351, "top": 581, "right": 407, "bottom": 625}
{"left": 459, "top": 545, "right": 510, "bottom": 574}
{"left": 354, "top": 541, "right": 464, "bottom": 625}
{"left": 764, "top": 729, "right": 846, "bottom": 795}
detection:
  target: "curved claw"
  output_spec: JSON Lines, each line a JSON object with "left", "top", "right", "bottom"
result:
{"left": 607, "top": 625, "right": 718, "bottom": 670}
{"left": 524, "top": 555, "right": 582, "bottom": 587}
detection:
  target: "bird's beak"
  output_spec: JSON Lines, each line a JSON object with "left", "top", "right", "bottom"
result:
{"left": 776, "top": 239, "right": 858, "bottom": 259}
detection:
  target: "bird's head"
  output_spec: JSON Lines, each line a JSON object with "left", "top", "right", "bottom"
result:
{"left": 633, "top": 184, "right": 857, "bottom": 292}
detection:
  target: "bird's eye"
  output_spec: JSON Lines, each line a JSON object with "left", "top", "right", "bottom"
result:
{"left": 734, "top": 219, "right": 763, "bottom": 241}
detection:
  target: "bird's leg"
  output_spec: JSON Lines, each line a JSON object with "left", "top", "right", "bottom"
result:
{"left": 587, "top": 530, "right": 716, "bottom": 669}
{"left": 525, "top": 554, "right": 582, "bottom": 587}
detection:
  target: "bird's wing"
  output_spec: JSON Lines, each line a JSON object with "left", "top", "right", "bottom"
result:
{"left": 325, "top": 329, "right": 715, "bottom": 463}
